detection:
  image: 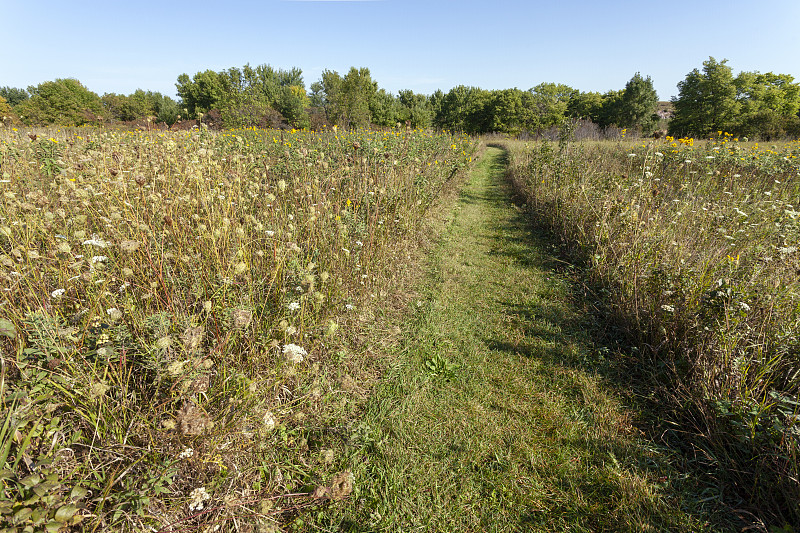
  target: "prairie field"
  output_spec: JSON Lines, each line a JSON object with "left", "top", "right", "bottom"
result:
{"left": 505, "top": 134, "right": 800, "bottom": 525}
{"left": 2, "top": 122, "right": 800, "bottom": 531}
{"left": 0, "top": 125, "right": 475, "bottom": 531}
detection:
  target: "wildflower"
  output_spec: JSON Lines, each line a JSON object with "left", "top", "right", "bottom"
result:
{"left": 661, "top": 304, "right": 675, "bottom": 313}
{"left": 739, "top": 302, "right": 751, "bottom": 312}
{"left": 345, "top": 304, "right": 355, "bottom": 311}
{"left": 82, "top": 237, "right": 110, "bottom": 248}
{"left": 119, "top": 240, "right": 140, "bottom": 252}
{"left": 91, "top": 255, "right": 108, "bottom": 264}
{"left": 263, "top": 411, "right": 276, "bottom": 430}
{"left": 231, "top": 308, "right": 253, "bottom": 329}
{"left": 51, "top": 288, "right": 66, "bottom": 298}
{"left": 188, "top": 487, "right": 211, "bottom": 511}
{"left": 654, "top": 152, "right": 663, "bottom": 157}
{"left": 106, "top": 308, "right": 123, "bottom": 320}
{"left": 167, "top": 360, "right": 186, "bottom": 377}
{"left": 178, "top": 447, "right": 194, "bottom": 459}
{"left": 287, "top": 301, "right": 301, "bottom": 311}
{"left": 283, "top": 343, "right": 307, "bottom": 363}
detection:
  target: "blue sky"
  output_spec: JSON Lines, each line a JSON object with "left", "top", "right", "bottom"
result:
{"left": 2, "top": 0, "right": 799, "bottom": 101}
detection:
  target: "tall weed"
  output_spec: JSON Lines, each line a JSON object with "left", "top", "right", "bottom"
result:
{"left": 505, "top": 135, "right": 800, "bottom": 526}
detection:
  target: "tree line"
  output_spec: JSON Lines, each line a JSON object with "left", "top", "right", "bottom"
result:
{"left": 1, "top": 57, "right": 798, "bottom": 139}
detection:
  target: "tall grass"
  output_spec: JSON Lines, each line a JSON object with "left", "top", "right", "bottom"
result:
{"left": 505, "top": 135, "right": 800, "bottom": 526}
{"left": 0, "top": 124, "right": 475, "bottom": 531}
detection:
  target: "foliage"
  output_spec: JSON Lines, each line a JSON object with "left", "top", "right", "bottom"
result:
{"left": 433, "top": 85, "right": 491, "bottom": 134}
{"left": 397, "top": 90, "right": 432, "bottom": 129}
{"left": 734, "top": 71, "right": 800, "bottom": 139}
{"left": 315, "top": 67, "right": 378, "bottom": 129}
{"left": 618, "top": 73, "right": 659, "bottom": 135}
{"left": 101, "top": 90, "right": 181, "bottom": 126}
{"left": 175, "top": 69, "right": 227, "bottom": 118}
{"left": 0, "top": 86, "right": 29, "bottom": 107}
{"left": 567, "top": 90, "right": 604, "bottom": 123}
{"left": 0, "top": 96, "right": 15, "bottom": 125}
{"left": 14, "top": 79, "right": 104, "bottom": 126}
{"left": 177, "top": 64, "right": 309, "bottom": 129}
{"left": 670, "top": 58, "right": 739, "bottom": 137}
{"left": 670, "top": 57, "right": 800, "bottom": 139}
{"left": 368, "top": 88, "right": 401, "bottom": 128}
{"left": 528, "top": 82, "right": 577, "bottom": 130}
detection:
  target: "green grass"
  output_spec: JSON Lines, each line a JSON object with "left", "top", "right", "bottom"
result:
{"left": 311, "top": 147, "right": 730, "bottom": 532}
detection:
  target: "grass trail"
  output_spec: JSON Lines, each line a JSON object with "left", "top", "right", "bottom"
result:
{"left": 328, "top": 147, "right": 726, "bottom": 532}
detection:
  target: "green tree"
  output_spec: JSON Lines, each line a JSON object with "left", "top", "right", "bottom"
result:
{"left": 618, "top": 72, "right": 659, "bottom": 134}
{"left": 176, "top": 70, "right": 227, "bottom": 117}
{"left": 148, "top": 92, "right": 180, "bottom": 125}
{"left": 178, "top": 64, "right": 309, "bottom": 128}
{"left": 568, "top": 91, "right": 604, "bottom": 123}
{"left": 102, "top": 90, "right": 151, "bottom": 122}
{"left": 0, "top": 96, "right": 14, "bottom": 124}
{"left": 276, "top": 85, "right": 310, "bottom": 129}
{"left": 597, "top": 90, "right": 624, "bottom": 128}
{"left": 370, "top": 89, "right": 400, "bottom": 128}
{"left": 435, "top": 85, "right": 491, "bottom": 133}
{"left": 670, "top": 57, "right": 739, "bottom": 137}
{"left": 733, "top": 71, "right": 800, "bottom": 138}
{"left": 488, "top": 88, "right": 525, "bottom": 134}
{"left": 527, "top": 83, "right": 576, "bottom": 130}
{"left": 340, "top": 67, "right": 378, "bottom": 128}
{"left": 315, "top": 67, "right": 377, "bottom": 128}
{"left": 0, "top": 87, "right": 28, "bottom": 107}
{"left": 397, "top": 90, "right": 432, "bottom": 129}
{"left": 15, "top": 78, "right": 104, "bottom": 126}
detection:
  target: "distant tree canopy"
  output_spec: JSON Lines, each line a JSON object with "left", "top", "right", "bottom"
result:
{"left": 175, "top": 64, "right": 310, "bottom": 129}
{"left": 102, "top": 89, "right": 180, "bottom": 125}
{"left": 14, "top": 79, "right": 104, "bottom": 126}
{"left": 670, "top": 57, "right": 800, "bottom": 138}
{"left": 0, "top": 86, "right": 29, "bottom": 107}
{"left": 7, "top": 60, "right": 798, "bottom": 138}
{"left": 0, "top": 96, "right": 13, "bottom": 124}
{"left": 618, "top": 73, "right": 659, "bottom": 135}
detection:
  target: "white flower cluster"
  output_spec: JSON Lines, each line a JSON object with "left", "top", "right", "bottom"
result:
{"left": 283, "top": 343, "right": 307, "bottom": 363}
{"left": 188, "top": 486, "right": 210, "bottom": 511}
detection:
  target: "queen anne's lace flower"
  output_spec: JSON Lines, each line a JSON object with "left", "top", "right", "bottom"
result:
{"left": 283, "top": 343, "right": 307, "bottom": 363}
{"left": 188, "top": 487, "right": 210, "bottom": 511}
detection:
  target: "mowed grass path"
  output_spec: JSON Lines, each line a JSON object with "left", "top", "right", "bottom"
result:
{"left": 330, "top": 147, "right": 723, "bottom": 532}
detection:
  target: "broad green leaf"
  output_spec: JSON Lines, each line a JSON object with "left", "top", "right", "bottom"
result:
{"left": 0, "top": 319, "right": 15, "bottom": 339}
{"left": 19, "top": 474, "right": 41, "bottom": 488}
{"left": 70, "top": 486, "right": 89, "bottom": 500}
{"left": 12, "top": 507, "right": 32, "bottom": 524}
{"left": 54, "top": 504, "right": 77, "bottom": 523}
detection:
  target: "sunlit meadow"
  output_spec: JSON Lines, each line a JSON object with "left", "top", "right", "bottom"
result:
{"left": 506, "top": 134, "right": 800, "bottom": 523}
{"left": 0, "top": 124, "right": 475, "bottom": 531}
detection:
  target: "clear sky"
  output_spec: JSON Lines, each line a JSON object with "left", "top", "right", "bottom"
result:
{"left": 2, "top": 0, "right": 799, "bottom": 102}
